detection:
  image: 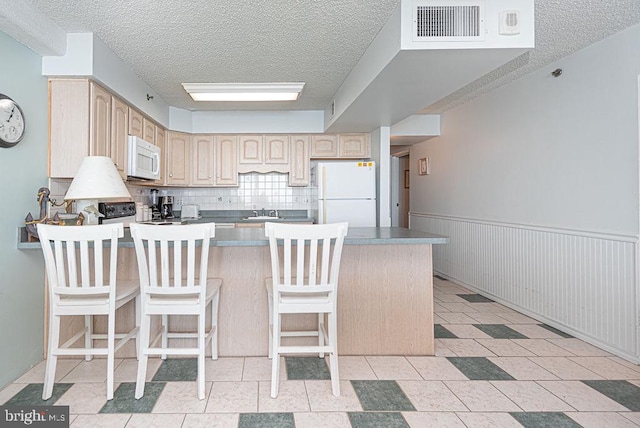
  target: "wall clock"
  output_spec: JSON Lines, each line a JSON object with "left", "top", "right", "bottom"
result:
{"left": 0, "top": 94, "right": 26, "bottom": 148}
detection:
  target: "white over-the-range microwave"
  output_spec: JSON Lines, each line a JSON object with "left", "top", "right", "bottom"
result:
{"left": 127, "top": 135, "right": 161, "bottom": 180}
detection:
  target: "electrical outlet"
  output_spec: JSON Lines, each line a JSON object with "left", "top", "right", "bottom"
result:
{"left": 217, "top": 197, "right": 223, "bottom": 202}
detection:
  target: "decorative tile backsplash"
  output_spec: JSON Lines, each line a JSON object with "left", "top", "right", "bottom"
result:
{"left": 50, "top": 172, "right": 315, "bottom": 215}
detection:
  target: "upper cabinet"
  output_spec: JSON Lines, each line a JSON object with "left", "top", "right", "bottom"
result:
{"left": 289, "top": 135, "right": 310, "bottom": 187}
{"left": 214, "top": 135, "right": 238, "bottom": 187}
{"left": 143, "top": 117, "right": 155, "bottom": 144}
{"left": 265, "top": 135, "right": 289, "bottom": 165}
{"left": 110, "top": 96, "right": 129, "bottom": 179}
{"left": 191, "top": 135, "right": 215, "bottom": 186}
{"left": 165, "top": 131, "right": 191, "bottom": 186}
{"left": 128, "top": 108, "right": 143, "bottom": 139}
{"left": 310, "top": 133, "right": 369, "bottom": 159}
{"left": 90, "top": 83, "right": 111, "bottom": 158}
{"left": 238, "top": 135, "right": 289, "bottom": 173}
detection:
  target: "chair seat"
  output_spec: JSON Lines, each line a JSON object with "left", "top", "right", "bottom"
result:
{"left": 146, "top": 278, "right": 222, "bottom": 306}
{"left": 265, "top": 278, "right": 332, "bottom": 306}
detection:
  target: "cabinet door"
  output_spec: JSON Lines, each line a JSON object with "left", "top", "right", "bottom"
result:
{"left": 166, "top": 131, "right": 190, "bottom": 186}
{"left": 90, "top": 82, "right": 111, "bottom": 157}
{"left": 311, "top": 135, "right": 338, "bottom": 158}
{"left": 110, "top": 96, "right": 128, "bottom": 179}
{"left": 339, "top": 134, "right": 370, "bottom": 158}
{"left": 128, "top": 108, "right": 143, "bottom": 138}
{"left": 215, "top": 135, "right": 238, "bottom": 186}
{"left": 143, "top": 118, "right": 155, "bottom": 144}
{"left": 265, "top": 135, "right": 289, "bottom": 165}
{"left": 192, "top": 135, "right": 215, "bottom": 186}
{"left": 289, "top": 135, "right": 310, "bottom": 186}
{"left": 155, "top": 127, "right": 166, "bottom": 184}
{"left": 238, "top": 135, "right": 263, "bottom": 164}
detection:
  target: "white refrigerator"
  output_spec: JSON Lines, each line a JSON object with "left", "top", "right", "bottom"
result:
{"left": 314, "top": 161, "right": 376, "bottom": 227}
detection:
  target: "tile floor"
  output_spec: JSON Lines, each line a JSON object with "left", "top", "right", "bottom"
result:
{"left": 2, "top": 278, "right": 640, "bottom": 427}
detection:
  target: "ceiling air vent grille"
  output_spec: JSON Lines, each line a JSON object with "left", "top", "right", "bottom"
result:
{"left": 413, "top": 3, "right": 484, "bottom": 41}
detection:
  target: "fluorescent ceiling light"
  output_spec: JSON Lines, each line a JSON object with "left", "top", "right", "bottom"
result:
{"left": 182, "top": 82, "right": 305, "bottom": 102}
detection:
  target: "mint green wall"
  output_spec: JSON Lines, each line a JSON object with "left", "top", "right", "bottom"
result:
{"left": 0, "top": 31, "right": 48, "bottom": 388}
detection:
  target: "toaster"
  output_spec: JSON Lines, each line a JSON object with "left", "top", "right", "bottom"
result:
{"left": 180, "top": 204, "right": 200, "bottom": 220}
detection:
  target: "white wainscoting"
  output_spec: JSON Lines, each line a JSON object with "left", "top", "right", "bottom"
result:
{"left": 410, "top": 212, "right": 640, "bottom": 363}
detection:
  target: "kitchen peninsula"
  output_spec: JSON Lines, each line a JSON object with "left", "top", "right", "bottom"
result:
{"left": 20, "top": 227, "right": 448, "bottom": 357}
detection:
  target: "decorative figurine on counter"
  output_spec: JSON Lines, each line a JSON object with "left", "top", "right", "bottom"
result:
{"left": 24, "top": 187, "right": 83, "bottom": 241}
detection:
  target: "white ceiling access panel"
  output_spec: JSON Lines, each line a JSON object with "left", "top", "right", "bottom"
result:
{"left": 325, "top": 0, "right": 534, "bottom": 133}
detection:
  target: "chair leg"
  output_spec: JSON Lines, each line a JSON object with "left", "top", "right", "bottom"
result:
{"left": 134, "top": 295, "right": 141, "bottom": 360}
{"left": 328, "top": 311, "right": 340, "bottom": 397}
{"left": 106, "top": 311, "right": 116, "bottom": 400}
{"left": 84, "top": 315, "right": 93, "bottom": 362}
{"left": 42, "top": 314, "right": 60, "bottom": 400}
{"left": 270, "top": 313, "right": 281, "bottom": 398}
{"left": 267, "top": 291, "right": 273, "bottom": 359}
{"left": 161, "top": 314, "right": 168, "bottom": 360}
{"left": 211, "top": 290, "right": 219, "bottom": 360}
{"left": 318, "top": 313, "right": 325, "bottom": 358}
{"left": 135, "top": 314, "right": 151, "bottom": 399}
{"left": 198, "top": 309, "right": 206, "bottom": 400}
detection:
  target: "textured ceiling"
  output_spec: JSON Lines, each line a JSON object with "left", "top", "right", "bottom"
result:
{"left": 28, "top": 0, "right": 640, "bottom": 114}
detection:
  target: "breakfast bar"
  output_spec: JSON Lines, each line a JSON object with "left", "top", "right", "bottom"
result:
{"left": 20, "top": 227, "right": 448, "bottom": 357}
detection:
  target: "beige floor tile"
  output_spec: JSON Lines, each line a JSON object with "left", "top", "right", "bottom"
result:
{"left": 537, "top": 381, "right": 628, "bottom": 411}
{"left": 15, "top": 359, "right": 80, "bottom": 384}
{"left": 456, "top": 412, "right": 523, "bottom": 427}
{"left": 125, "top": 413, "right": 186, "bottom": 428}
{"left": 434, "top": 303, "right": 451, "bottom": 313}
{"left": 608, "top": 357, "right": 640, "bottom": 374}
{"left": 466, "top": 303, "right": 511, "bottom": 313}
{"left": 475, "top": 339, "right": 536, "bottom": 357}
{"left": 258, "top": 380, "right": 310, "bottom": 412}
{"left": 71, "top": 413, "right": 130, "bottom": 427}
{"left": 547, "top": 338, "right": 613, "bottom": 356}
{"left": 567, "top": 412, "right": 639, "bottom": 428}
{"left": 497, "top": 312, "right": 539, "bottom": 324}
{"left": 440, "top": 302, "right": 478, "bottom": 312}
{"left": 205, "top": 381, "right": 258, "bottom": 413}
{"left": 305, "top": 380, "right": 362, "bottom": 411}
{"left": 434, "top": 339, "right": 458, "bottom": 357}
{"left": 438, "top": 312, "right": 479, "bottom": 324}
{"left": 365, "top": 356, "right": 422, "bottom": 380}
{"left": 205, "top": 357, "right": 244, "bottom": 381}
{"left": 294, "top": 412, "right": 352, "bottom": 428}
{"left": 398, "top": 380, "right": 467, "bottom": 411}
{"left": 631, "top": 380, "right": 640, "bottom": 388}
{"left": 182, "top": 413, "right": 239, "bottom": 428}
{"left": 487, "top": 357, "right": 559, "bottom": 380}
{"left": 403, "top": 411, "right": 467, "bottom": 427}
{"left": 114, "top": 358, "right": 162, "bottom": 383}
{"left": 443, "top": 325, "right": 492, "bottom": 339}
{"left": 620, "top": 412, "right": 640, "bottom": 425}
{"left": 466, "top": 313, "right": 510, "bottom": 324}
{"left": 0, "top": 383, "right": 27, "bottom": 405}
{"left": 491, "top": 380, "right": 574, "bottom": 411}
{"left": 437, "top": 339, "right": 495, "bottom": 357}
{"left": 242, "top": 356, "right": 285, "bottom": 381}
{"left": 337, "top": 356, "right": 377, "bottom": 380}
{"left": 406, "top": 356, "right": 467, "bottom": 381}
{"left": 568, "top": 357, "right": 640, "bottom": 380}
{"left": 436, "top": 295, "right": 468, "bottom": 303}
{"left": 444, "top": 381, "right": 520, "bottom": 412}
{"left": 506, "top": 324, "right": 566, "bottom": 339}
{"left": 152, "top": 381, "right": 210, "bottom": 413}
{"left": 434, "top": 315, "right": 447, "bottom": 324}
{"left": 59, "top": 359, "right": 123, "bottom": 383}
{"left": 510, "top": 339, "right": 576, "bottom": 357}
{"left": 55, "top": 382, "right": 109, "bottom": 414}
{"left": 528, "top": 357, "right": 604, "bottom": 380}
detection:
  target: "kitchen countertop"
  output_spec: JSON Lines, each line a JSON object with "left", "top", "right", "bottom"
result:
{"left": 17, "top": 227, "right": 448, "bottom": 249}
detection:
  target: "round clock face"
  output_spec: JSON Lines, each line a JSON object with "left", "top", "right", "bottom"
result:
{"left": 0, "top": 94, "right": 26, "bottom": 148}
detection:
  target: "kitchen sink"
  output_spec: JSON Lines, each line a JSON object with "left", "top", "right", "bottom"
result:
{"left": 241, "top": 216, "right": 281, "bottom": 220}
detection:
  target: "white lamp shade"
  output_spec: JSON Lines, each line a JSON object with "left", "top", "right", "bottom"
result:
{"left": 65, "top": 156, "right": 131, "bottom": 200}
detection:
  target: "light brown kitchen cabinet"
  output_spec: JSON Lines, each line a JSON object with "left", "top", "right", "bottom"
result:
{"left": 214, "top": 135, "right": 238, "bottom": 186}
{"left": 128, "top": 108, "right": 143, "bottom": 139}
{"left": 143, "top": 117, "right": 155, "bottom": 144}
{"left": 238, "top": 135, "right": 263, "bottom": 165}
{"left": 289, "top": 135, "right": 310, "bottom": 186}
{"left": 192, "top": 135, "right": 215, "bottom": 186}
{"left": 90, "top": 82, "right": 111, "bottom": 158}
{"left": 310, "top": 135, "right": 338, "bottom": 158}
{"left": 110, "top": 96, "right": 129, "bottom": 179}
{"left": 165, "top": 131, "right": 191, "bottom": 186}
{"left": 155, "top": 127, "right": 166, "bottom": 184}
{"left": 339, "top": 133, "right": 370, "bottom": 158}
{"left": 265, "top": 135, "right": 289, "bottom": 165}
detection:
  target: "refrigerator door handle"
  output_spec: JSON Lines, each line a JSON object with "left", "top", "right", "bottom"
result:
{"left": 320, "top": 166, "right": 326, "bottom": 200}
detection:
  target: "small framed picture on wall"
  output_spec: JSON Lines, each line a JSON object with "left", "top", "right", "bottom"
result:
{"left": 418, "top": 157, "right": 429, "bottom": 175}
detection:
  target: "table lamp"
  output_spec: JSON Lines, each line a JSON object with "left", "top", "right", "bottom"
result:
{"left": 64, "top": 156, "right": 132, "bottom": 225}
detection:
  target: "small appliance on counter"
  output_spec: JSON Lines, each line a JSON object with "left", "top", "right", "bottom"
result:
{"left": 98, "top": 201, "right": 136, "bottom": 227}
{"left": 180, "top": 204, "right": 200, "bottom": 220}
{"left": 149, "top": 188, "right": 162, "bottom": 221}
{"left": 160, "top": 196, "right": 174, "bottom": 219}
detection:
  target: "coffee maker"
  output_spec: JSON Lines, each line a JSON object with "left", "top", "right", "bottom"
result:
{"left": 160, "top": 196, "right": 174, "bottom": 219}
{"left": 149, "top": 188, "right": 162, "bottom": 220}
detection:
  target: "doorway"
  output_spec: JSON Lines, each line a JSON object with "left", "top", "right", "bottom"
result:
{"left": 391, "top": 153, "right": 410, "bottom": 227}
